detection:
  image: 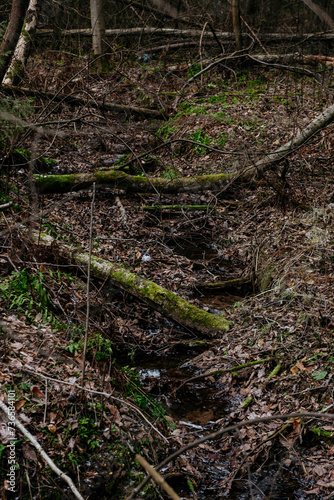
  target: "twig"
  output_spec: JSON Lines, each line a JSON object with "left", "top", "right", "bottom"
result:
{"left": 82, "top": 183, "right": 95, "bottom": 383}
{"left": 126, "top": 411, "right": 334, "bottom": 500}
{"left": 136, "top": 454, "right": 181, "bottom": 500}
{"left": 0, "top": 399, "right": 84, "bottom": 500}
{"left": 0, "top": 201, "right": 13, "bottom": 210}
{"left": 199, "top": 22, "right": 208, "bottom": 85}
{"left": 179, "top": 357, "right": 271, "bottom": 387}
{"left": 43, "top": 379, "right": 48, "bottom": 425}
{"left": 115, "top": 195, "right": 127, "bottom": 225}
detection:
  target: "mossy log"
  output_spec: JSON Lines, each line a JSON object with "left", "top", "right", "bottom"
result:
{"left": 141, "top": 204, "right": 215, "bottom": 211}
{"left": 34, "top": 170, "right": 233, "bottom": 195}
{"left": 34, "top": 99, "right": 334, "bottom": 195}
{"left": 194, "top": 277, "right": 251, "bottom": 291}
{"left": 32, "top": 232, "right": 230, "bottom": 337}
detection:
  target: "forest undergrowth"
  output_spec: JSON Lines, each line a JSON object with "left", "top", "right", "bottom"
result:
{"left": 0, "top": 46, "right": 334, "bottom": 499}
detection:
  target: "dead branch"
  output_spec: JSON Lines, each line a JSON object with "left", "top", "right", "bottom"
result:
{"left": 2, "top": 87, "right": 164, "bottom": 118}
{"left": 0, "top": 398, "right": 84, "bottom": 500}
{"left": 31, "top": 231, "right": 231, "bottom": 337}
{"left": 136, "top": 454, "right": 181, "bottom": 500}
{"left": 126, "top": 411, "right": 334, "bottom": 499}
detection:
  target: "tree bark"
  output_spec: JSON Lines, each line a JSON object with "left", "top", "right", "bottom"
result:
{"left": 300, "top": 0, "right": 334, "bottom": 31}
{"left": 231, "top": 0, "right": 242, "bottom": 50}
{"left": 0, "top": 0, "right": 30, "bottom": 83}
{"left": 32, "top": 232, "right": 230, "bottom": 337}
{"left": 2, "top": 0, "right": 40, "bottom": 86}
{"left": 90, "top": 0, "right": 109, "bottom": 73}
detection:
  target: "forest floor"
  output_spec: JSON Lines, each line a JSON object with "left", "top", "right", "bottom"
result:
{"left": 1, "top": 47, "right": 334, "bottom": 499}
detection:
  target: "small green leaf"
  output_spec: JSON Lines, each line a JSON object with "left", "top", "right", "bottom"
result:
{"left": 312, "top": 370, "right": 328, "bottom": 380}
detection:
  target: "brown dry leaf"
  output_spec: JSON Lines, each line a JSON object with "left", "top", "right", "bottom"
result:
{"left": 106, "top": 404, "right": 122, "bottom": 425}
{"left": 47, "top": 424, "right": 57, "bottom": 434}
{"left": 31, "top": 386, "right": 44, "bottom": 398}
{"left": 15, "top": 399, "right": 26, "bottom": 411}
{"left": 290, "top": 361, "right": 305, "bottom": 374}
{"left": 23, "top": 444, "right": 38, "bottom": 462}
{"left": 313, "top": 464, "right": 327, "bottom": 476}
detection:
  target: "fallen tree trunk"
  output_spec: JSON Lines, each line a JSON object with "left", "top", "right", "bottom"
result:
{"left": 1, "top": 86, "right": 164, "bottom": 118}
{"left": 34, "top": 170, "right": 233, "bottom": 194}
{"left": 32, "top": 232, "right": 230, "bottom": 337}
{"left": 35, "top": 28, "right": 334, "bottom": 42}
{"left": 34, "top": 99, "right": 334, "bottom": 194}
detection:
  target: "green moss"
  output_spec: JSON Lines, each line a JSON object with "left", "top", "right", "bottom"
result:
{"left": 260, "top": 264, "right": 276, "bottom": 291}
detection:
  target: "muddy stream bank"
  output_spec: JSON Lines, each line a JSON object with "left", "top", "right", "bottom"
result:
{"left": 115, "top": 242, "right": 312, "bottom": 499}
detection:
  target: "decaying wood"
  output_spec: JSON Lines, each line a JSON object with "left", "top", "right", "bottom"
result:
{"left": 3, "top": 0, "right": 39, "bottom": 86}
{"left": 1, "top": 86, "right": 164, "bottom": 118}
{"left": 35, "top": 28, "right": 334, "bottom": 42}
{"left": 33, "top": 170, "right": 233, "bottom": 195}
{"left": 193, "top": 277, "right": 251, "bottom": 290}
{"left": 32, "top": 232, "right": 230, "bottom": 337}
{"left": 180, "top": 357, "right": 272, "bottom": 386}
{"left": 0, "top": 0, "right": 30, "bottom": 83}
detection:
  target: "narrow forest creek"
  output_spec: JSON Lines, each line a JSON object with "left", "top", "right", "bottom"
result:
{"left": 1, "top": 39, "right": 334, "bottom": 500}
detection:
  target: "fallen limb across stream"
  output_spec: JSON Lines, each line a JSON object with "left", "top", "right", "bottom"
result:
{"left": 32, "top": 232, "right": 230, "bottom": 337}
{"left": 34, "top": 99, "right": 334, "bottom": 195}
{"left": 34, "top": 99, "right": 334, "bottom": 194}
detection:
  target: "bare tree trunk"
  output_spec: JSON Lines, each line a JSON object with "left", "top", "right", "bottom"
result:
{"left": 90, "top": 0, "right": 109, "bottom": 73}
{"left": 2, "top": 0, "right": 39, "bottom": 86}
{"left": 300, "top": 0, "right": 334, "bottom": 31}
{"left": 0, "top": 0, "right": 30, "bottom": 83}
{"left": 231, "top": 0, "right": 242, "bottom": 50}
{"left": 150, "top": 0, "right": 179, "bottom": 18}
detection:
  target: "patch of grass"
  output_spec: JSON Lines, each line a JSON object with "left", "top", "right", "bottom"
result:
{"left": 188, "top": 62, "right": 206, "bottom": 79}
{"left": 208, "top": 94, "right": 228, "bottom": 104}
{"left": 123, "top": 366, "right": 167, "bottom": 422}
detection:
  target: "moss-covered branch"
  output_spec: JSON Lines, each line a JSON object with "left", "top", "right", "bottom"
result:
{"left": 141, "top": 204, "right": 216, "bottom": 212}
{"left": 32, "top": 232, "right": 230, "bottom": 337}
{"left": 181, "top": 357, "right": 272, "bottom": 386}
{"left": 33, "top": 170, "right": 234, "bottom": 195}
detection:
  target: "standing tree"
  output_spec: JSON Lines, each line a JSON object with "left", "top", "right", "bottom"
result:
{"left": 232, "top": 0, "right": 242, "bottom": 50}
{"left": 2, "top": 0, "right": 40, "bottom": 86}
{"left": 300, "top": 0, "right": 334, "bottom": 31}
{"left": 0, "top": 0, "right": 30, "bottom": 83}
{"left": 90, "top": 0, "right": 109, "bottom": 73}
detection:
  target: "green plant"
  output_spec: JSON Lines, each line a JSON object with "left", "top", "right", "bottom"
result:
{"left": 188, "top": 62, "right": 203, "bottom": 78}
{"left": 65, "top": 332, "right": 113, "bottom": 361}
{"left": 123, "top": 367, "right": 167, "bottom": 421}
{"left": 216, "top": 133, "right": 228, "bottom": 148}
{"left": 191, "top": 130, "right": 211, "bottom": 154}
{"left": 162, "top": 165, "right": 179, "bottom": 179}
{"left": 0, "top": 269, "right": 51, "bottom": 322}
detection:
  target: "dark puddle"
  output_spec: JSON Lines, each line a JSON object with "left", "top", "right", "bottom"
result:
{"left": 121, "top": 351, "right": 234, "bottom": 428}
{"left": 228, "top": 465, "right": 311, "bottom": 500}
